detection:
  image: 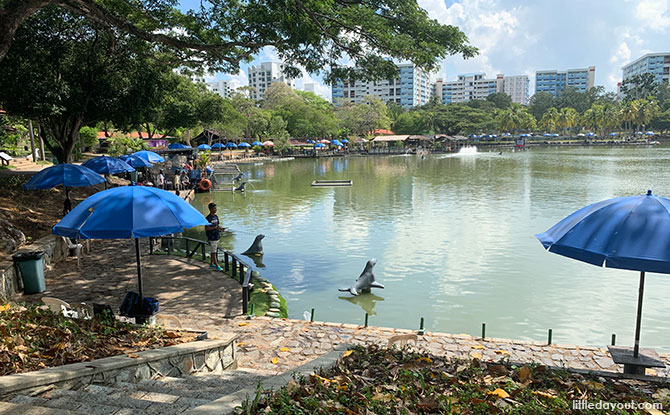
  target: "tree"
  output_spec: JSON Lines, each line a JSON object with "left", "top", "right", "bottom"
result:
{"left": 0, "top": 8, "right": 170, "bottom": 163}
{"left": 620, "top": 101, "right": 636, "bottom": 133}
{"left": 0, "top": 0, "right": 477, "bottom": 82}
{"left": 557, "top": 107, "right": 578, "bottom": 135}
{"left": 633, "top": 99, "right": 660, "bottom": 131}
{"left": 486, "top": 92, "right": 512, "bottom": 110}
{"left": 528, "top": 92, "right": 555, "bottom": 121}
{"left": 539, "top": 107, "right": 559, "bottom": 133}
{"left": 621, "top": 73, "right": 657, "bottom": 101}
{"left": 337, "top": 96, "right": 391, "bottom": 136}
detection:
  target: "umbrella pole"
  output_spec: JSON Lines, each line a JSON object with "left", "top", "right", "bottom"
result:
{"left": 633, "top": 271, "right": 645, "bottom": 358}
{"left": 135, "top": 238, "right": 143, "bottom": 298}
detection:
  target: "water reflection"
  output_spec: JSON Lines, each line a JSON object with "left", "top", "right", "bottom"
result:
{"left": 339, "top": 293, "right": 385, "bottom": 316}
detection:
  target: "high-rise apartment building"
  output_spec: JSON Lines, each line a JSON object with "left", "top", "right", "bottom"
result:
{"left": 331, "top": 64, "right": 432, "bottom": 108}
{"left": 247, "top": 62, "right": 295, "bottom": 100}
{"left": 622, "top": 53, "right": 670, "bottom": 85}
{"left": 434, "top": 73, "right": 497, "bottom": 104}
{"left": 496, "top": 74, "right": 529, "bottom": 105}
{"left": 535, "top": 66, "right": 595, "bottom": 97}
{"left": 205, "top": 79, "right": 241, "bottom": 99}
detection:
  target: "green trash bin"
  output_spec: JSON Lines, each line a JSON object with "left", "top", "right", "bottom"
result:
{"left": 13, "top": 251, "right": 46, "bottom": 294}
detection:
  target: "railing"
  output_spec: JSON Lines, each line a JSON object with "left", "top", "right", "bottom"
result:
{"left": 149, "top": 236, "right": 253, "bottom": 314}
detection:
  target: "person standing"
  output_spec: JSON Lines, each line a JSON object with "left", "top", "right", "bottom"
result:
{"left": 205, "top": 202, "right": 225, "bottom": 271}
{"left": 158, "top": 169, "right": 166, "bottom": 189}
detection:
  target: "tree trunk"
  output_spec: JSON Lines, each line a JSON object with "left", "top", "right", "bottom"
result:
{"left": 0, "top": 0, "right": 54, "bottom": 62}
{"left": 184, "top": 129, "right": 191, "bottom": 146}
{"left": 39, "top": 117, "right": 82, "bottom": 164}
{"left": 36, "top": 121, "right": 45, "bottom": 160}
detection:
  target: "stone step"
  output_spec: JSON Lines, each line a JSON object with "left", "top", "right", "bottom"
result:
{"left": 8, "top": 394, "right": 138, "bottom": 415}
{"left": 0, "top": 401, "right": 79, "bottom": 415}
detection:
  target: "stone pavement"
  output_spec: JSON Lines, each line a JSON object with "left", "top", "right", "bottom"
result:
{"left": 20, "top": 240, "right": 670, "bottom": 379}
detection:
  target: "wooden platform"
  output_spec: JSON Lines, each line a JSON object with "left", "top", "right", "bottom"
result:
{"left": 311, "top": 180, "right": 353, "bottom": 187}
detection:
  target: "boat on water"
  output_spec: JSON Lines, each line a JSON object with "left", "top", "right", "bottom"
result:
{"left": 514, "top": 138, "right": 526, "bottom": 148}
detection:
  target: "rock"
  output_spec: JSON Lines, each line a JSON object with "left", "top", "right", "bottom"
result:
{"left": 270, "top": 301, "right": 281, "bottom": 308}
{"left": 266, "top": 290, "right": 279, "bottom": 295}
{"left": 266, "top": 312, "right": 280, "bottom": 318}
{"left": 0, "top": 218, "right": 26, "bottom": 254}
{"left": 268, "top": 308, "right": 280, "bottom": 313}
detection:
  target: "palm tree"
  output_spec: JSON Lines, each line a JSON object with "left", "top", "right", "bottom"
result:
{"left": 540, "top": 107, "right": 559, "bottom": 133}
{"left": 620, "top": 101, "right": 636, "bottom": 134}
{"left": 497, "top": 106, "right": 521, "bottom": 135}
{"left": 634, "top": 99, "right": 660, "bottom": 132}
{"left": 583, "top": 104, "right": 605, "bottom": 137}
{"left": 558, "top": 108, "right": 578, "bottom": 136}
{"left": 603, "top": 104, "right": 620, "bottom": 136}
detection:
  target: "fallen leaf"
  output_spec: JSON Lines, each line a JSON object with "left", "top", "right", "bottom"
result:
{"left": 372, "top": 393, "right": 393, "bottom": 403}
{"left": 127, "top": 353, "right": 140, "bottom": 358}
{"left": 494, "top": 349, "right": 510, "bottom": 355}
{"left": 238, "top": 322, "right": 248, "bottom": 326}
{"left": 472, "top": 345, "right": 486, "bottom": 350}
{"left": 342, "top": 350, "right": 354, "bottom": 358}
{"left": 270, "top": 357, "right": 278, "bottom": 364}
{"left": 0, "top": 304, "right": 9, "bottom": 312}
{"left": 237, "top": 342, "right": 245, "bottom": 347}
{"left": 418, "top": 357, "right": 433, "bottom": 364}
{"left": 532, "top": 391, "right": 556, "bottom": 399}
{"left": 280, "top": 347, "right": 291, "bottom": 352}
{"left": 488, "top": 388, "right": 510, "bottom": 399}
{"left": 471, "top": 352, "right": 483, "bottom": 359}
{"left": 164, "top": 331, "right": 180, "bottom": 338}
{"left": 518, "top": 366, "right": 532, "bottom": 382}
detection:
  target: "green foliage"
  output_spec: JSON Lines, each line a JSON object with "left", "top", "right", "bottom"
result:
{"left": 621, "top": 73, "right": 658, "bottom": 101}
{"left": 336, "top": 96, "right": 391, "bottom": 136}
{"left": 0, "top": 115, "right": 28, "bottom": 153}
{"left": 107, "top": 135, "right": 148, "bottom": 156}
{"left": 528, "top": 92, "right": 556, "bottom": 121}
{"left": 486, "top": 92, "right": 512, "bottom": 109}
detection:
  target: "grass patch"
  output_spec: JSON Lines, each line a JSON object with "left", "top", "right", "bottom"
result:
{"left": 237, "top": 344, "right": 669, "bottom": 414}
{"left": 0, "top": 304, "right": 198, "bottom": 375}
{"left": 0, "top": 165, "right": 16, "bottom": 170}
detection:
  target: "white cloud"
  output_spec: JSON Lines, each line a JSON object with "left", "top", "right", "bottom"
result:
{"left": 635, "top": 0, "right": 670, "bottom": 29}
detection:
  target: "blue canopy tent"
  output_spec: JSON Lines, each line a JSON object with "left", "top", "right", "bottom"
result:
{"left": 212, "top": 143, "right": 225, "bottom": 149}
{"left": 120, "top": 154, "right": 152, "bottom": 168}
{"left": 23, "top": 164, "right": 106, "bottom": 214}
{"left": 252, "top": 141, "right": 263, "bottom": 146}
{"left": 314, "top": 143, "right": 326, "bottom": 149}
{"left": 238, "top": 142, "right": 251, "bottom": 148}
{"left": 82, "top": 156, "right": 134, "bottom": 175}
{"left": 53, "top": 186, "right": 209, "bottom": 300}
{"left": 536, "top": 190, "right": 670, "bottom": 372}
{"left": 168, "top": 143, "right": 191, "bottom": 149}
{"left": 341, "top": 139, "right": 350, "bottom": 144}
{"left": 197, "top": 144, "right": 212, "bottom": 150}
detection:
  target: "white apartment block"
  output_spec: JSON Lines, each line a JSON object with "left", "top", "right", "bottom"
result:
{"left": 435, "top": 73, "right": 497, "bottom": 104}
{"left": 205, "top": 79, "right": 241, "bottom": 99}
{"left": 331, "top": 64, "right": 432, "bottom": 108}
{"left": 496, "top": 74, "right": 530, "bottom": 105}
{"left": 247, "top": 62, "right": 295, "bottom": 100}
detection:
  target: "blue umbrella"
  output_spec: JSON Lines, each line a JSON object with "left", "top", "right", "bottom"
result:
{"left": 225, "top": 142, "right": 238, "bottom": 149}
{"left": 331, "top": 139, "right": 343, "bottom": 146}
{"left": 646, "top": 131, "right": 655, "bottom": 136}
{"left": 586, "top": 132, "right": 595, "bottom": 137}
{"left": 133, "top": 150, "right": 165, "bottom": 163}
{"left": 543, "top": 133, "right": 551, "bottom": 137}
{"left": 609, "top": 132, "right": 617, "bottom": 136}
{"left": 168, "top": 143, "right": 191, "bottom": 149}
{"left": 314, "top": 143, "right": 326, "bottom": 148}
{"left": 53, "top": 186, "right": 208, "bottom": 298}
{"left": 212, "top": 143, "right": 225, "bottom": 149}
{"left": 252, "top": 141, "right": 263, "bottom": 146}
{"left": 551, "top": 133, "right": 559, "bottom": 137}
{"left": 306, "top": 139, "right": 315, "bottom": 144}
{"left": 536, "top": 190, "right": 670, "bottom": 360}
{"left": 341, "top": 139, "right": 349, "bottom": 143}
{"left": 197, "top": 144, "right": 212, "bottom": 150}
{"left": 120, "top": 154, "right": 153, "bottom": 168}
{"left": 82, "top": 156, "right": 135, "bottom": 175}
{"left": 24, "top": 164, "right": 105, "bottom": 190}
{"left": 238, "top": 142, "right": 251, "bottom": 148}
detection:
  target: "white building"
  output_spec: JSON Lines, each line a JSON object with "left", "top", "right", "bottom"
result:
{"left": 303, "top": 83, "right": 316, "bottom": 93}
{"left": 622, "top": 53, "right": 670, "bottom": 85}
{"left": 205, "top": 79, "right": 241, "bottom": 99}
{"left": 247, "top": 62, "right": 295, "bottom": 100}
{"left": 331, "top": 64, "right": 432, "bottom": 108}
{"left": 496, "top": 74, "right": 530, "bottom": 105}
{"left": 435, "top": 73, "right": 497, "bottom": 104}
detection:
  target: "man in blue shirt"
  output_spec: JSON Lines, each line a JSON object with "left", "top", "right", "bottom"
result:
{"left": 205, "top": 202, "right": 225, "bottom": 271}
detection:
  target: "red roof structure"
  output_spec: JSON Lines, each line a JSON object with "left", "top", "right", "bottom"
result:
{"left": 373, "top": 129, "right": 394, "bottom": 135}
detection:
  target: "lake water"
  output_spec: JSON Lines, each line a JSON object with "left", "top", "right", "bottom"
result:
{"left": 190, "top": 146, "right": 670, "bottom": 350}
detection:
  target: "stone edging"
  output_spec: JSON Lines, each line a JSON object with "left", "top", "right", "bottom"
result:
{"left": 185, "top": 344, "right": 348, "bottom": 415}
{"left": 0, "top": 335, "right": 237, "bottom": 398}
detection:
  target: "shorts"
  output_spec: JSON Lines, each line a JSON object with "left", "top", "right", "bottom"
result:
{"left": 209, "top": 240, "right": 219, "bottom": 253}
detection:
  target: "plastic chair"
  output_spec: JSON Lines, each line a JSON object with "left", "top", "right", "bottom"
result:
{"left": 387, "top": 334, "right": 418, "bottom": 348}
{"left": 42, "top": 297, "right": 75, "bottom": 317}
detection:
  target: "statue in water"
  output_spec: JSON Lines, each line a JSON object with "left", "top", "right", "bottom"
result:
{"left": 242, "top": 234, "right": 264, "bottom": 256}
{"left": 339, "top": 259, "right": 384, "bottom": 296}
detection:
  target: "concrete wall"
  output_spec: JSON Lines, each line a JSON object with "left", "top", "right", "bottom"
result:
{"left": 0, "top": 235, "right": 70, "bottom": 302}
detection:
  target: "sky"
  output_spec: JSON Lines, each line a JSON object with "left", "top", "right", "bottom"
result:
{"left": 179, "top": 0, "right": 670, "bottom": 100}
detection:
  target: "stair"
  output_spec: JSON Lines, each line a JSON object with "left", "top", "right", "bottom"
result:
{"left": 1, "top": 369, "right": 273, "bottom": 415}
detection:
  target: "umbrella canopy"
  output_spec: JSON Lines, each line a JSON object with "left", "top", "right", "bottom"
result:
{"left": 536, "top": 190, "right": 670, "bottom": 358}
{"left": 23, "top": 164, "right": 105, "bottom": 190}
{"left": 646, "top": 131, "right": 655, "bottom": 136}
{"left": 306, "top": 139, "right": 315, "bottom": 144}
{"left": 167, "top": 143, "right": 191, "bottom": 149}
{"left": 551, "top": 134, "right": 559, "bottom": 137}
{"left": 609, "top": 132, "right": 617, "bottom": 136}
{"left": 212, "top": 143, "right": 225, "bottom": 149}
{"left": 238, "top": 142, "right": 251, "bottom": 148}
{"left": 262, "top": 141, "right": 274, "bottom": 147}
{"left": 197, "top": 144, "right": 212, "bottom": 150}
{"left": 341, "top": 139, "right": 350, "bottom": 143}
{"left": 319, "top": 139, "right": 330, "bottom": 144}
{"left": 53, "top": 186, "right": 209, "bottom": 297}
{"left": 331, "top": 139, "right": 343, "bottom": 146}
{"left": 577, "top": 133, "right": 585, "bottom": 137}
{"left": 120, "top": 154, "right": 153, "bottom": 168}
{"left": 82, "top": 156, "right": 135, "bottom": 175}
{"left": 133, "top": 150, "right": 165, "bottom": 163}
{"left": 314, "top": 143, "right": 326, "bottom": 148}
{"left": 252, "top": 141, "right": 263, "bottom": 146}
{"left": 225, "top": 142, "right": 238, "bottom": 149}
{"left": 585, "top": 132, "right": 595, "bottom": 136}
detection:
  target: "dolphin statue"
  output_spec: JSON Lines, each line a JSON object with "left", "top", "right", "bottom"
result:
{"left": 338, "top": 259, "right": 384, "bottom": 296}
{"left": 234, "top": 182, "right": 247, "bottom": 192}
{"left": 242, "top": 234, "right": 265, "bottom": 255}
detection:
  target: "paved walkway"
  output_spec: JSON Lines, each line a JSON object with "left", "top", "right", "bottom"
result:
{"left": 21, "top": 242, "right": 670, "bottom": 378}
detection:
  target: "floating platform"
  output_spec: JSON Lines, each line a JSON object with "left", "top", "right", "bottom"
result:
{"left": 311, "top": 180, "right": 353, "bottom": 187}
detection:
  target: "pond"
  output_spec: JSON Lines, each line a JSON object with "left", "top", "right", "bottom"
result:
{"left": 190, "top": 146, "right": 670, "bottom": 350}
